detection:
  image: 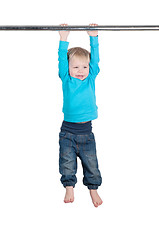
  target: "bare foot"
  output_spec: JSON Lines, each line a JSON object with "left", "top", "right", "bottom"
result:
{"left": 90, "top": 189, "right": 103, "bottom": 207}
{"left": 64, "top": 186, "right": 74, "bottom": 203}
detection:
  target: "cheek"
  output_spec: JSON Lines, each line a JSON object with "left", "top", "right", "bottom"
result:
{"left": 69, "top": 67, "right": 73, "bottom": 74}
{"left": 69, "top": 67, "right": 76, "bottom": 76}
{"left": 86, "top": 68, "right": 89, "bottom": 75}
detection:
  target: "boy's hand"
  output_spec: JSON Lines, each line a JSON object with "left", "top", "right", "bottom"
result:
{"left": 87, "top": 23, "right": 98, "bottom": 37}
{"left": 59, "top": 24, "right": 70, "bottom": 41}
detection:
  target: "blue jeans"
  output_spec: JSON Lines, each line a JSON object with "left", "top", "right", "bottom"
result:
{"left": 59, "top": 131, "right": 102, "bottom": 189}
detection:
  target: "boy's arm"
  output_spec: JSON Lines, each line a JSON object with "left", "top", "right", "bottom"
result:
{"left": 87, "top": 24, "right": 100, "bottom": 77}
{"left": 58, "top": 41, "right": 69, "bottom": 81}
{"left": 58, "top": 24, "right": 70, "bottom": 81}
{"left": 89, "top": 36, "right": 100, "bottom": 76}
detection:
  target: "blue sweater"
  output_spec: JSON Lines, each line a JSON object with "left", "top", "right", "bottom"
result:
{"left": 58, "top": 36, "right": 100, "bottom": 123}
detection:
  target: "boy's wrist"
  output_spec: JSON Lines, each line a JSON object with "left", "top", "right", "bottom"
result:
{"left": 60, "top": 38, "right": 68, "bottom": 41}
{"left": 90, "top": 35, "right": 98, "bottom": 38}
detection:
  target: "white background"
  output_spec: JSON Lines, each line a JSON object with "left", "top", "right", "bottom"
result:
{"left": 0, "top": 0, "right": 159, "bottom": 239}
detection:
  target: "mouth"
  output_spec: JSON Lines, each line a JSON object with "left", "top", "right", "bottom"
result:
{"left": 76, "top": 75, "right": 84, "bottom": 79}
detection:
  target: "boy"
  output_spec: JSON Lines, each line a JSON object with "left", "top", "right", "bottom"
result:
{"left": 58, "top": 24, "right": 102, "bottom": 207}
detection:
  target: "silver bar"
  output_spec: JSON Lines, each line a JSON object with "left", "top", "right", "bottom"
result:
{"left": 0, "top": 25, "right": 159, "bottom": 31}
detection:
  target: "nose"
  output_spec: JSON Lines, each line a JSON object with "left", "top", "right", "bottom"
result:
{"left": 78, "top": 68, "right": 83, "bottom": 73}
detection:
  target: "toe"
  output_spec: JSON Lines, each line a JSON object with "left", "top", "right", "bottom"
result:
{"left": 93, "top": 202, "right": 99, "bottom": 207}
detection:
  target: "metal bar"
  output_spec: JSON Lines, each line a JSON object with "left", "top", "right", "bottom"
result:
{"left": 0, "top": 25, "right": 159, "bottom": 31}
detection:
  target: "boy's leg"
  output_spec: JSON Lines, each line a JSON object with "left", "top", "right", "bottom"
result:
{"left": 59, "top": 132, "right": 77, "bottom": 202}
{"left": 78, "top": 133, "right": 103, "bottom": 207}
{"left": 79, "top": 133, "right": 102, "bottom": 189}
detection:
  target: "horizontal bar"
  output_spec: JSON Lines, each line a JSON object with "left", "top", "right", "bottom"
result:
{"left": 0, "top": 25, "right": 159, "bottom": 31}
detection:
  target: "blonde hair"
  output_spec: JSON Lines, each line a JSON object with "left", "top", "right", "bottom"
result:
{"left": 67, "top": 47, "right": 90, "bottom": 61}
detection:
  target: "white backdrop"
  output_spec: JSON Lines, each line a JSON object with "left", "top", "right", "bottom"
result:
{"left": 0, "top": 0, "right": 159, "bottom": 239}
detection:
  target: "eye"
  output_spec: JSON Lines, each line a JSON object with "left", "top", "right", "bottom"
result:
{"left": 74, "top": 67, "right": 78, "bottom": 68}
{"left": 84, "top": 66, "right": 88, "bottom": 69}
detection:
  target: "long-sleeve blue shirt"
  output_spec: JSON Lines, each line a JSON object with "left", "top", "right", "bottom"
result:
{"left": 58, "top": 36, "right": 100, "bottom": 123}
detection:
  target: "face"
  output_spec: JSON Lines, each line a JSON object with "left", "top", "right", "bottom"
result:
{"left": 69, "top": 56, "right": 89, "bottom": 80}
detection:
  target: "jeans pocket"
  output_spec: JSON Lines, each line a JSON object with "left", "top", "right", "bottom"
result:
{"left": 59, "top": 132, "right": 72, "bottom": 157}
{"left": 88, "top": 132, "right": 95, "bottom": 141}
{"left": 59, "top": 131, "right": 66, "bottom": 141}
{"left": 83, "top": 133, "right": 96, "bottom": 157}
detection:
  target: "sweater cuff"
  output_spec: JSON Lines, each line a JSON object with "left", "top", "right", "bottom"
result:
{"left": 90, "top": 36, "right": 99, "bottom": 46}
{"left": 59, "top": 41, "right": 69, "bottom": 50}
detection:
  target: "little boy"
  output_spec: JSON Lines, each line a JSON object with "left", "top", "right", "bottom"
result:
{"left": 58, "top": 24, "right": 102, "bottom": 207}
